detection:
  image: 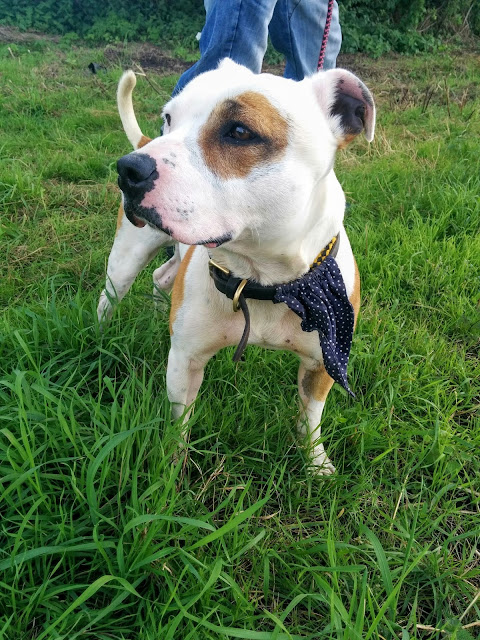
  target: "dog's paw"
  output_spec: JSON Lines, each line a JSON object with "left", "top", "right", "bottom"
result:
{"left": 312, "top": 460, "right": 336, "bottom": 475}
{"left": 310, "top": 448, "right": 336, "bottom": 475}
{"left": 97, "top": 291, "right": 115, "bottom": 326}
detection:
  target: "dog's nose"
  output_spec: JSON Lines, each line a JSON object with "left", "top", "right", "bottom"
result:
{"left": 117, "top": 153, "right": 157, "bottom": 192}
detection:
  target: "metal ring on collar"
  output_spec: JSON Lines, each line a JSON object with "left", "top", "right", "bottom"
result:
{"left": 232, "top": 279, "right": 248, "bottom": 312}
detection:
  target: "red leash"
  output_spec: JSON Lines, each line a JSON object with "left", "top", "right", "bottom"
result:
{"left": 317, "top": 0, "right": 335, "bottom": 70}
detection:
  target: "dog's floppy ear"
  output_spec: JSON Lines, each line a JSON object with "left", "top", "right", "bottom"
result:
{"left": 311, "top": 69, "right": 375, "bottom": 145}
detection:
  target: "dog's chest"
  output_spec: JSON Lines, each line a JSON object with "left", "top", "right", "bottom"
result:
{"left": 245, "top": 299, "right": 323, "bottom": 362}
{"left": 175, "top": 244, "right": 351, "bottom": 368}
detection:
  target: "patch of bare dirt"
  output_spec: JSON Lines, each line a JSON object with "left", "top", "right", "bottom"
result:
{"left": 103, "top": 43, "right": 193, "bottom": 75}
{"left": 0, "top": 25, "right": 59, "bottom": 43}
{"left": 3, "top": 25, "right": 478, "bottom": 102}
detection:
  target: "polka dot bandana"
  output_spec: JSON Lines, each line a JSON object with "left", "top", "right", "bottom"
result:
{"left": 274, "top": 256, "right": 355, "bottom": 397}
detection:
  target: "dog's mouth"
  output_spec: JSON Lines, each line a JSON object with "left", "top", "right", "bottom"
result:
{"left": 132, "top": 214, "right": 146, "bottom": 228}
{"left": 196, "top": 233, "right": 233, "bottom": 248}
{"left": 125, "top": 205, "right": 233, "bottom": 247}
{"left": 123, "top": 202, "right": 167, "bottom": 233}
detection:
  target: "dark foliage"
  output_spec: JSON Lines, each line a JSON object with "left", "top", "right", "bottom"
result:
{"left": 1, "top": 0, "right": 478, "bottom": 55}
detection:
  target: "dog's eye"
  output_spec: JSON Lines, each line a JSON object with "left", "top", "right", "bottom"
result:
{"left": 226, "top": 124, "right": 256, "bottom": 142}
{"left": 164, "top": 113, "right": 171, "bottom": 127}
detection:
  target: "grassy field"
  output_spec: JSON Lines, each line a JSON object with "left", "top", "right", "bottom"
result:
{"left": 0, "top": 33, "right": 479, "bottom": 640}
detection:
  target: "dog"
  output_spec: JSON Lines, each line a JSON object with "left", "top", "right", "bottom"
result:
{"left": 98, "top": 60, "right": 375, "bottom": 473}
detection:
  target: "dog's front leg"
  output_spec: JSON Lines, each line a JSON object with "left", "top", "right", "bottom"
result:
{"left": 97, "top": 207, "right": 174, "bottom": 323}
{"left": 167, "top": 348, "right": 206, "bottom": 420}
{"left": 297, "top": 362, "right": 335, "bottom": 474}
{"left": 166, "top": 344, "right": 211, "bottom": 457}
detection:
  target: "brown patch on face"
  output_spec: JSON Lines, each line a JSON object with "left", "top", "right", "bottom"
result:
{"left": 199, "top": 91, "right": 288, "bottom": 179}
{"left": 115, "top": 203, "right": 124, "bottom": 236}
{"left": 302, "top": 367, "right": 334, "bottom": 403}
{"left": 350, "top": 258, "right": 361, "bottom": 329}
{"left": 137, "top": 135, "right": 152, "bottom": 149}
{"left": 337, "top": 133, "right": 356, "bottom": 150}
{"left": 169, "top": 246, "right": 196, "bottom": 334}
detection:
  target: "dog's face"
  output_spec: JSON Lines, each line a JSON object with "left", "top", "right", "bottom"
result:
{"left": 117, "top": 60, "right": 375, "bottom": 248}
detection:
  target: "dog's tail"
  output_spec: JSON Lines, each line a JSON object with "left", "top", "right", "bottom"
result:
{"left": 117, "top": 70, "right": 152, "bottom": 150}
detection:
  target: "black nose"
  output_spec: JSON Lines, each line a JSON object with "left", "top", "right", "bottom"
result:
{"left": 117, "top": 153, "right": 157, "bottom": 192}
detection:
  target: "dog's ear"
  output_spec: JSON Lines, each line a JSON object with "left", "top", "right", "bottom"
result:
{"left": 310, "top": 69, "right": 375, "bottom": 146}
{"left": 217, "top": 58, "right": 252, "bottom": 75}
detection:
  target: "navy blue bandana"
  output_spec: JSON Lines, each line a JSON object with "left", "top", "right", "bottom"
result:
{"left": 274, "top": 256, "right": 355, "bottom": 397}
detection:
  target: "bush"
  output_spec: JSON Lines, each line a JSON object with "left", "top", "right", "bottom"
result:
{"left": 0, "top": 0, "right": 205, "bottom": 46}
{"left": 0, "top": 0, "right": 478, "bottom": 54}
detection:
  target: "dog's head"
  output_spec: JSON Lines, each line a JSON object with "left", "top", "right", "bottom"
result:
{"left": 117, "top": 59, "right": 375, "bottom": 248}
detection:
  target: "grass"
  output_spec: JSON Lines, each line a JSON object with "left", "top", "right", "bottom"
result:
{"left": 0, "top": 35, "right": 479, "bottom": 640}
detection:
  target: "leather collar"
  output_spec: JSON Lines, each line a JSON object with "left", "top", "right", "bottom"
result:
{"left": 209, "top": 233, "right": 340, "bottom": 361}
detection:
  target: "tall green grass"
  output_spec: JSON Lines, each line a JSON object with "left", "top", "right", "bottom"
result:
{"left": 0, "top": 39, "right": 479, "bottom": 639}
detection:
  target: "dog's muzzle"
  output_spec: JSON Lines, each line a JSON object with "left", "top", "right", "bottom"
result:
{"left": 117, "top": 153, "right": 157, "bottom": 197}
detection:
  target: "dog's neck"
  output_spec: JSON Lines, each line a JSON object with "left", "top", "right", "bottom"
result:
{"left": 209, "top": 172, "right": 345, "bottom": 285}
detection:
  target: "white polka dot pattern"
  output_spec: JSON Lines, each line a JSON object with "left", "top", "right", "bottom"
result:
{"left": 273, "top": 256, "right": 355, "bottom": 397}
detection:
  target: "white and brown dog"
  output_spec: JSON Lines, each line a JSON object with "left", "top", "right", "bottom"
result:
{"left": 98, "top": 60, "right": 375, "bottom": 473}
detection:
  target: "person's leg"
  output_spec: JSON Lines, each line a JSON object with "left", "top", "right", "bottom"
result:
{"left": 172, "top": 0, "right": 277, "bottom": 95}
{"left": 269, "top": 0, "right": 341, "bottom": 80}
{"left": 203, "top": 0, "right": 215, "bottom": 14}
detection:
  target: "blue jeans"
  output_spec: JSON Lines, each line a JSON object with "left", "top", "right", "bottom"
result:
{"left": 173, "top": 0, "right": 341, "bottom": 96}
